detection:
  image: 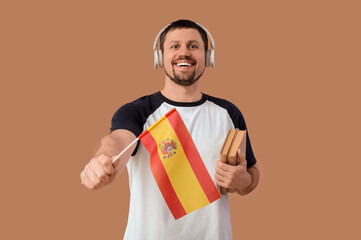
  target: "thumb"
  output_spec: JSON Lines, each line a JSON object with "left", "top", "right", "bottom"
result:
{"left": 111, "top": 155, "right": 120, "bottom": 168}
{"left": 237, "top": 149, "right": 247, "bottom": 167}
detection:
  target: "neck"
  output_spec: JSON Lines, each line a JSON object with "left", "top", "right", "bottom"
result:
{"left": 161, "top": 77, "right": 203, "bottom": 103}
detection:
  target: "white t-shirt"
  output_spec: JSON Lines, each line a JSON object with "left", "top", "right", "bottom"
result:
{"left": 111, "top": 92, "right": 257, "bottom": 240}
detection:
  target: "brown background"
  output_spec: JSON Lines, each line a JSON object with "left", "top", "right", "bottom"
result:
{"left": 1, "top": 0, "right": 360, "bottom": 239}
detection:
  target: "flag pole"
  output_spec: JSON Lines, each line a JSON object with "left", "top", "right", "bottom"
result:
{"left": 112, "top": 137, "right": 139, "bottom": 164}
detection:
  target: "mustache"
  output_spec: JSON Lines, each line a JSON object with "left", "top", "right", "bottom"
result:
{"left": 172, "top": 56, "right": 196, "bottom": 64}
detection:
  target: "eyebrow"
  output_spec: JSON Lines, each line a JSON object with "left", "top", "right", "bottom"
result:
{"left": 168, "top": 40, "right": 200, "bottom": 44}
{"left": 168, "top": 40, "right": 180, "bottom": 44}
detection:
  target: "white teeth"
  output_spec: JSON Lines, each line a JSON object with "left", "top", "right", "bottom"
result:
{"left": 176, "top": 62, "right": 192, "bottom": 67}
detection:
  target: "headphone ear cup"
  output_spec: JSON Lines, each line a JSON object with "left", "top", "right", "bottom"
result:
{"left": 209, "top": 49, "right": 215, "bottom": 67}
{"left": 154, "top": 50, "right": 159, "bottom": 69}
{"left": 205, "top": 50, "right": 211, "bottom": 67}
{"left": 157, "top": 50, "right": 163, "bottom": 68}
{"left": 154, "top": 50, "right": 163, "bottom": 69}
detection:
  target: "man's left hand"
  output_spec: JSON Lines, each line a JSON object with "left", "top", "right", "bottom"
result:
{"left": 215, "top": 149, "right": 252, "bottom": 193}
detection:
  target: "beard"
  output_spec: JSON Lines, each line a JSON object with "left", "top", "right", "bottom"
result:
{"left": 165, "top": 67, "right": 204, "bottom": 86}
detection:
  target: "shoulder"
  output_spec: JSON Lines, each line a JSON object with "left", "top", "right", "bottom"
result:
{"left": 113, "top": 92, "right": 162, "bottom": 117}
{"left": 123, "top": 92, "right": 159, "bottom": 109}
{"left": 203, "top": 93, "right": 247, "bottom": 130}
{"left": 204, "top": 93, "right": 244, "bottom": 117}
{"left": 110, "top": 92, "right": 163, "bottom": 135}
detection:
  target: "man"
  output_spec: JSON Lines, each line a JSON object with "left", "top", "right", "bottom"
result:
{"left": 80, "top": 19, "right": 259, "bottom": 239}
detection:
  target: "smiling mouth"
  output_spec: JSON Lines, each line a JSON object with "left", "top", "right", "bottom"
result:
{"left": 176, "top": 62, "right": 192, "bottom": 67}
{"left": 173, "top": 61, "right": 195, "bottom": 69}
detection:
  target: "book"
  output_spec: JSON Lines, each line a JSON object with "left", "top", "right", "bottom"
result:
{"left": 219, "top": 129, "right": 247, "bottom": 195}
{"left": 228, "top": 129, "right": 247, "bottom": 166}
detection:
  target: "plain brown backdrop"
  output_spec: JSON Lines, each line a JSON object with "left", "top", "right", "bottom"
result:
{"left": 1, "top": 0, "right": 360, "bottom": 239}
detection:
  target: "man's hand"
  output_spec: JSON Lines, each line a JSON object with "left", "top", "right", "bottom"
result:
{"left": 80, "top": 129, "right": 136, "bottom": 190}
{"left": 80, "top": 154, "right": 118, "bottom": 190}
{"left": 215, "top": 149, "right": 252, "bottom": 194}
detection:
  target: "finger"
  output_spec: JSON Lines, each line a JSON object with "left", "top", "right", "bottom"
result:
{"left": 237, "top": 149, "right": 247, "bottom": 167}
{"left": 215, "top": 165, "right": 231, "bottom": 178}
{"left": 80, "top": 169, "right": 86, "bottom": 184}
{"left": 217, "top": 161, "right": 231, "bottom": 171}
{"left": 217, "top": 162, "right": 238, "bottom": 174}
{"left": 81, "top": 170, "right": 97, "bottom": 190}
{"left": 98, "top": 155, "right": 115, "bottom": 175}
{"left": 86, "top": 165, "right": 103, "bottom": 189}
{"left": 80, "top": 171, "right": 88, "bottom": 186}
{"left": 214, "top": 172, "right": 229, "bottom": 187}
{"left": 83, "top": 175, "right": 97, "bottom": 190}
{"left": 111, "top": 155, "right": 121, "bottom": 168}
{"left": 91, "top": 161, "right": 110, "bottom": 184}
{"left": 215, "top": 178, "right": 227, "bottom": 188}
{"left": 215, "top": 178, "right": 229, "bottom": 188}
{"left": 216, "top": 161, "right": 224, "bottom": 167}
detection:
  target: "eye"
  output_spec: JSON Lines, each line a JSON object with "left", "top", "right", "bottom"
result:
{"left": 171, "top": 44, "right": 179, "bottom": 49}
{"left": 189, "top": 44, "right": 199, "bottom": 49}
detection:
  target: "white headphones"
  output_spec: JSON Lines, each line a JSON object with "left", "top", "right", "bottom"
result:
{"left": 153, "top": 22, "right": 215, "bottom": 69}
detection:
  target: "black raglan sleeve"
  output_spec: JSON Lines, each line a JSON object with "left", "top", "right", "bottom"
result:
{"left": 110, "top": 103, "right": 144, "bottom": 156}
{"left": 228, "top": 105, "right": 257, "bottom": 168}
{"left": 110, "top": 103, "right": 144, "bottom": 137}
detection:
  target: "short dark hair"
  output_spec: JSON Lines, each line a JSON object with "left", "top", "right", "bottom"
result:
{"left": 159, "top": 19, "right": 208, "bottom": 53}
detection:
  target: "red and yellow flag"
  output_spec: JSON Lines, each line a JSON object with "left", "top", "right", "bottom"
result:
{"left": 139, "top": 108, "right": 220, "bottom": 220}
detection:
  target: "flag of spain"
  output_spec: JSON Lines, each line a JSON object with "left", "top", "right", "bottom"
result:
{"left": 139, "top": 108, "right": 221, "bottom": 220}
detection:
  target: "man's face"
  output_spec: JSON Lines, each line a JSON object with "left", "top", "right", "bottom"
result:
{"left": 162, "top": 28, "right": 206, "bottom": 86}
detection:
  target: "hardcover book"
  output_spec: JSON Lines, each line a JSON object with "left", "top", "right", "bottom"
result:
{"left": 219, "top": 129, "right": 247, "bottom": 195}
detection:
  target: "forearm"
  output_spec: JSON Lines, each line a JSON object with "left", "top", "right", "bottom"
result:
{"left": 94, "top": 129, "right": 137, "bottom": 176}
{"left": 236, "top": 165, "right": 259, "bottom": 195}
{"left": 95, "top": 134, "right": 124, "bottom": 158}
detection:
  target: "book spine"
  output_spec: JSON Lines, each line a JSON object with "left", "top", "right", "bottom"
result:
{"left": 228, "top": 155, "right": 238, "bottom": 166}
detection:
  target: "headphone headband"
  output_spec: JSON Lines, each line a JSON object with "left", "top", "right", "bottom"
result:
{"left": 153, "top": 22, "right": 215, "bottom": 68}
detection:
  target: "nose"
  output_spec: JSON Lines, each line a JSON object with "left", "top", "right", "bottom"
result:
{"left": 178, "top": 45, "right": 191, "bottom": 57}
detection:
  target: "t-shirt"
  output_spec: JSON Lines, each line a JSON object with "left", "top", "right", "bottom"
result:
{"left": 111, "top": 91, "right": 257, "bottom": 240}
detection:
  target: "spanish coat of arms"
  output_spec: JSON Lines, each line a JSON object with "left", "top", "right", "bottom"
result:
{"left": 159, "top": 139, "right": 177, "bottom": 159}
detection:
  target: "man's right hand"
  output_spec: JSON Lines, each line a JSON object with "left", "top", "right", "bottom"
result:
{"left": 80, "top": 154, "right": 117, "bottom": 190}
{"left": 80, "top": 129, "right": 136, "bottom": 190}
